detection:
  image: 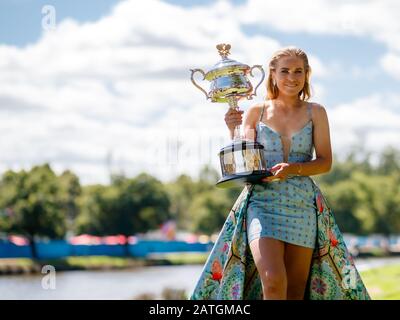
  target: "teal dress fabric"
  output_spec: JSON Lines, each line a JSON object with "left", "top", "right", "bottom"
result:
{"left": 247, "top": 105, "right": 317, "bottom": 248}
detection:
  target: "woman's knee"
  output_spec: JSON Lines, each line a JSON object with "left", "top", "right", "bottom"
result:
{"left": 260, "top": 269, "right": 287, "bottom": 292}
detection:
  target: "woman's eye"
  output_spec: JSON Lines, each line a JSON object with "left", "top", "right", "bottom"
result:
{"left": 280, "top": 70, "right": 303, "bottom": 74}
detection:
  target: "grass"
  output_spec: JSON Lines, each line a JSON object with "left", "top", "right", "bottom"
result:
{"left": 146, "top": 252, "right": 209, "bottom": 265}
{"left": 45, "top": 256, "right": 146, "bottom": 269}
{"left": 0, "top": 258, "right": 35, "bottom": 267}
{"left": 360, "top": 263, "right": 400, "bottom": 300}
{"left": 0, "top": 256, "right": 148, "bottom": 273}
{"left": 0, "top": 252, "right": 208, "bottom": 274}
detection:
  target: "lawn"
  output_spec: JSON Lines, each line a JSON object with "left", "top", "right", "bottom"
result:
{"left": 146, "top": 252, "right": 209, "bottom": 265}
{"left": 0, "top": 253, "right": 208, "bottom": 274}
{"left": 360, "top": 263, "right": 400, "bottom": 300}
{"left": 0, "top": 256, "right": 147, "bottom": 273}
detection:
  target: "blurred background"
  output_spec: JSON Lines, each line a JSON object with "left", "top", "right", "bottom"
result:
{"left": 0, "top": 0, "right": 400, "bottom": 300}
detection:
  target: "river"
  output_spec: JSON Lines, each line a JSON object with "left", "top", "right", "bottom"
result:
{"left": 0, "top": 257, "right": 399, "bottom": 299}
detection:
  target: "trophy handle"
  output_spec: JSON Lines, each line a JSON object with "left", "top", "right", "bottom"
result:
{"left": 248, "top": 65, "right": 265, "bottom": 99}
{"left": 190, "top": 68, "right": 210, "bottom": 99}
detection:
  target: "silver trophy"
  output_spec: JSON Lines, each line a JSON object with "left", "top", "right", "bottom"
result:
{"left": 190, "top": 43, "right": 272, "bottom": 187}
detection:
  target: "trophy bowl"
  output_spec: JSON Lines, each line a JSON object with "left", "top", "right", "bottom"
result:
{"left": 190, "top": 44, "right": 273, "bottom": 188}
{"left": 217, "top": 140, "right": 271, "bottom": 188}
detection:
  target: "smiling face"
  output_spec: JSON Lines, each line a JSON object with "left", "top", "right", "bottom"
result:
{"left": 272, "top": 56, "right": 306, "bottom": 98}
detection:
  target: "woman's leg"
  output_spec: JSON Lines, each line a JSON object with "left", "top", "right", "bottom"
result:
{"left": 249, "top": 237, "right": 287, "bottom": 300}
{"left": 284, "top": 242, "right": 314, "bottom": 300}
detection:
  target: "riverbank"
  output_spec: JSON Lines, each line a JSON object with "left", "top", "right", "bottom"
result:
{"left": 0, "top": 253, "right": 210, "bottom": 275}
{"left": 1, "top": 252, "right": 398, "bottom": 277}
{"left": 0, "top": 258, "right": 399, "bottom": 299}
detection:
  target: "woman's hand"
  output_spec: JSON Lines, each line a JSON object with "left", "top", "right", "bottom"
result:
{"left": 224, "top": 108, "right": 244, "bottom": 131}
{"left": 261, "top": 163, "right": 292, "bottom": 182}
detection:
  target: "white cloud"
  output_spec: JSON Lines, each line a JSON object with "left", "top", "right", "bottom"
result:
{"left": 380, "top": 53, "right": 400, "bottom": 80}
{"left": 0, "top": 0, "right": 398, "bottom": 184}
{"left": 328, "top": 93, "right": 400, "bottom": 158}
{"left": 237, "top": 0, "right": 400, "bottom": 47}
{"left": 236, "top": 0, "right": 400, "bottom": 79}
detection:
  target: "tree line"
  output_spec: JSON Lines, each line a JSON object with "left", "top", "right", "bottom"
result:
{"left": 0, "top": 147, "right": 399, "bottom": 255}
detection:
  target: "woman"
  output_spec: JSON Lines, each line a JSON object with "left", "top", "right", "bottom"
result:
{"left": 190, "top": 47, "right": 370, "bottom": 300}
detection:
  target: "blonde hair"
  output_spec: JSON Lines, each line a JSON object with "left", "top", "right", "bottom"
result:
{"left": 266, "top": 46, "right": 312, "bottom": 101}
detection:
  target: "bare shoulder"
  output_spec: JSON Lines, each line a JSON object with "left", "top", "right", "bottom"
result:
{"left": 245, "top": 101, "right": 266, "bottom": 125}
{"left": 308, "top": 102, "right": 328, "bottom": 122}
{"left": 247, "top": 101, "right": 265, "bottom": 114}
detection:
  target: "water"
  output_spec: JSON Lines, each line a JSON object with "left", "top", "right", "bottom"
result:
{"left": 0, "top": 257, "right": 399, "bottom": 299}
{"left": 0, "top": 264, "right": 203, "bottom": 300}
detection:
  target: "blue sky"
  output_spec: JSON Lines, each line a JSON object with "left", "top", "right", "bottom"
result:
{"left": 0, "top": 0, "right": 399, "bottom": 184}
{"left": 0, "top": 0, "right": 120, "bottom": 46}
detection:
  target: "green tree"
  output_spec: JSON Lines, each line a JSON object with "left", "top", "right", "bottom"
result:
{"left": 189, "top": 189, "right": 232, "bottom": 235}
{"left": 0, "top": 164, "right": 68, "bottom": 259}
{"left": 351, "top": 172, "right": 400, "bottom": 235}
{"left": 76, "top": 173, "right": 171, "bottom": 254}
{"left": 114, "top": 173, "right": 171, "bottom": 234}
{"left": 315, "top": 150, "right": 373, "bottom": 185}
{"left": 165, "top": 174, "right": 197, "bottom": 230}
{"left": 59, "top": 170, "right": 81, "bottom": 236}
{"left": 376, "top": 147, "right": 400, "bottom": 175}
{"left": 198, "top": 165, "right": 219, "bottom": 187}
{"left": 75, "top": 184, "right": 115, "bottom": 236}
{"left": 322, "top": 180, "right": 363, "bottom": 234}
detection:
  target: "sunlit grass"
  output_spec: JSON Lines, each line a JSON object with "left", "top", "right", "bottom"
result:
{"left": 360, "top": 263, "right": 400, "bottom": 300}
{"left": 64, "top": 256, "right": 142, "bottom": 268}
{"left": 147, "top": 252, "right": 209, "bottom": 265}
{"left": 0, "top": 252, "right": 209, "bottom": 273}
{"left": 0, "top": 258, "right": 35, "bottom": 267}
{"left": 0, "top": 256, "right": 146, "bottom": 272}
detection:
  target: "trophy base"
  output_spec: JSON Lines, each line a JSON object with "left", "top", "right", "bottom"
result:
{"left": 216, "top": 170, "right": 273, "bottom": 188}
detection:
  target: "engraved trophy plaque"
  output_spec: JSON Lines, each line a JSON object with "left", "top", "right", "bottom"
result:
{"left": 190, "top": 44, "right": 272, "bottom": 188}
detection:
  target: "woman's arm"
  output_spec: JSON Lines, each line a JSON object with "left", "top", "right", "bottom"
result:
{"left": 289, "top": 103, "right": 332, "bottom": 176}
{"left": 242, "top": 103, "right": 263, "bottom": 141}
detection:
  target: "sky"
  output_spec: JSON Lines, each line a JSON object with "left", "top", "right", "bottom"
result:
{"left": 0, "top": 0, "right": 399, "bottom": 185}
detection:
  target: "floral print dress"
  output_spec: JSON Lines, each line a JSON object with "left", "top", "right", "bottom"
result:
{"left": 189, "top": 177, "right": 370, "bottom": 300}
